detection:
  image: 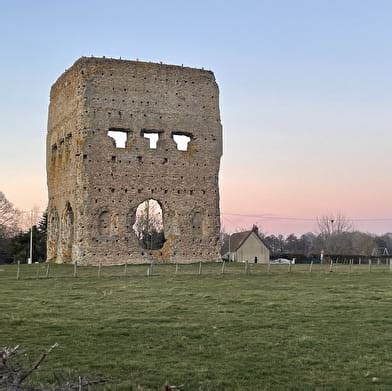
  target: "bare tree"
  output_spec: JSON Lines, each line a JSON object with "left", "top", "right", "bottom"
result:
{"left": 317, "top": 212, "right": 354, "bottom": 254}
{"left": 0, "top": 343, "right": 106, "bottom": 389}
{"left": 352, "top": 231, "right": 376, "bottom": 256}
{"left": 317, "top": 212, "right": 354, "bottom": 236}
{"left": 219, "top": 228, "right": 230, "bottom": 248}
{"left": 133, "top": 199, "right": 164, "bottom": 249}
{"left": 0, "top": 192, "right": 20, "bottom": 235}
{"left": 17, "top": 206, "right": 41, "bottom": 232}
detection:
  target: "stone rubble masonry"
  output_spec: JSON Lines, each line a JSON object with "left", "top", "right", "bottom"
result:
{"left": 46, "top": 56, "right": 223, "bottom": 265}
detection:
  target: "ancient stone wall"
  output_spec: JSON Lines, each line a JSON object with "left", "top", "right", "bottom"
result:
{"left": 47, "top": 57, "right": 222, "bottom": 264}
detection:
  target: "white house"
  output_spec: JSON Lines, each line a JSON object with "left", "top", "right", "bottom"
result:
{"left": 221, "top": 226, "right": 270, "bottom": 263}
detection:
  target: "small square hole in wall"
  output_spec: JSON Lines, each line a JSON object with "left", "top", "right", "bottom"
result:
{"left": 108, "top": 128, "right": 130, "bottom": 148}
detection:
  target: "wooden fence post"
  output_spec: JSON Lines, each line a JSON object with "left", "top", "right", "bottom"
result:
{"left": 309, "top": 261, "right": 313, "bottom": 273}
{"left": 98, "top": 262, "right": 101, "bottom": 278}
{"left": 73, "top": 262, "right": 77, "bottom": 277}
{"left": 349, "top": 259, "right": 352, "bottom": 273}
{"left": 45, "top": 263, "right": 50, "bottom": 278}
{"left": 329, "top": 260, "right": 333, "bottom": 272}
{"left": 368, "top": 259, "right": 371, "bottom": 272}
{"left": 288, "top": 262, "right": 292, "bottom": 273}
{"left": 124, "top": 262, "right": 128, "bottom": 276}
{"left": 150, "top": 262, "right": 153, "bottom": 276}
{"left": 175, "top": 263, "right": 179, "bottom": 275}
{"left": 198, "top": 261, "right": 202, "bottom": 275}
{"left": 221, "top": 261, "right": 226, "bottom": 274}
{"left": 16, "top": 261, "right": 20, "bottom": 280}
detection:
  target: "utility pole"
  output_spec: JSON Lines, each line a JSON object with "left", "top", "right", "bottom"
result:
{"left": 329, "top": 219, "right": 335, "bottom": 254}
{"left": 228, "top": 233, "right": 231, "bottom": 262}
{"left": 28, "top": 210, "right": 33, "bottom": 264}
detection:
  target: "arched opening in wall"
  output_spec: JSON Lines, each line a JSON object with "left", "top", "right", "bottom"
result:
{"left": 132, "top": 199, "right": 165, "bottom": 250}
{"left": 62, "top": 202, "right": 74, "bottom": 260}
{"left": 48, "top": 207, "right": 59, "bottom": 261}
{"left": 111, "top": 214, "right": 119, "bottom": 235}
{"left": 98, "top": 211, "right": 110, "bottom": 235}
{"left": 172, "top": 132, "right": 192, "bottom": 151}
{"left": 192, "top": 210, "right": 203, "bottom": 235}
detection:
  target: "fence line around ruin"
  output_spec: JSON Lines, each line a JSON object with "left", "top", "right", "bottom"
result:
{"left": 7, "top": 258, "right": 392, "bottom": 281}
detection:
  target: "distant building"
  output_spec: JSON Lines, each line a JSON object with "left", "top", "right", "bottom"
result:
{"left": 371, "top": 247, "right": 389, "bottom": 256}
{"left": 221, "top": 226, "right": 270, "bottom": 263}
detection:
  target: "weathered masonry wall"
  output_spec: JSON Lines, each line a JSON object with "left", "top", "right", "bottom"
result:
{"left": 46, "top": 57, "right": 223, "bottom": 265}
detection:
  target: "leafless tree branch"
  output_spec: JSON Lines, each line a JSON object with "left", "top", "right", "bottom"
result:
{"left": 0, "top": 344, "right": 107, "bottom": 390}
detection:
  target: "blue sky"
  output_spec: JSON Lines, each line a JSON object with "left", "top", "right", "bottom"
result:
{"left": 1, "top": 0, "right": 392, "bottom": 234}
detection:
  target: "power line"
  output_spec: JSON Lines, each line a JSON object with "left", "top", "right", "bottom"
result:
{"left": 220, "top": 215, "right": 243, "bottom": 232}
{"left": 221, "top": 212, "right": 392, "bottom": 222}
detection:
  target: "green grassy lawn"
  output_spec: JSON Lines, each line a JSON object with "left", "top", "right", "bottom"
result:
{"left": 1, "top": 263, "right": 392, "bottom": 390}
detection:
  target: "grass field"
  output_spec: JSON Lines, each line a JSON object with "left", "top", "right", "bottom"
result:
{"left": 1, "top": 263, "right": 392, "bottom": 390}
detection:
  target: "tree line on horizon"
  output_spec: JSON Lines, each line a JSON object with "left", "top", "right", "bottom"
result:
{"left": 223, "top": 214, "right": 392, "bottom": 259}
{"left": 1, "top": 191, "right": 391, "bottom": 264}
{"left": 0, "top": 191, "right": 47, "bottom": 263}
{"left": 260, "top": 230, "right": 392, "bottom": 258}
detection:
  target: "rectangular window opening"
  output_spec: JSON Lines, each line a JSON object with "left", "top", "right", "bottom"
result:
{"left": 172, "top": 132, "right": 192, "bottom": 151}
{"left": 141, "top": 129, "right": 161, "bottom": 149}
{"left": 108, "top": 128, "right": 130, "bottom": 148}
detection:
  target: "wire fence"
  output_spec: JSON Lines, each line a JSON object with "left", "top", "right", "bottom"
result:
{"left": 1, "top": 259, "right": 391, "bottom": 281}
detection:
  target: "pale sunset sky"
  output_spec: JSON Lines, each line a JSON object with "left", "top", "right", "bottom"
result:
{"left": 1, "top": 0, "right": 391, "bottom": 235}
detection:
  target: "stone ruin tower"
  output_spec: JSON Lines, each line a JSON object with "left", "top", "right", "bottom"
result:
{"left": 46, "top": 57, "right": 222, "bottom": 264}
